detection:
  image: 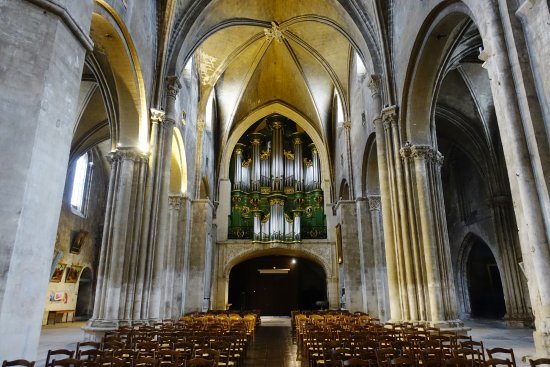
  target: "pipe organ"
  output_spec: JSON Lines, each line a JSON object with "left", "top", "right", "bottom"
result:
{"left": 229, "top": 115, "right": 326, "bottom": 242}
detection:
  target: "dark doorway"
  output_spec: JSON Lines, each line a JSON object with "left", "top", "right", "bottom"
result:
{"left": 467, "top": 241, "right": 506, "bottom": 319}
{"left": 75, "top": 267, "right": 93, "bottom": 320}
{"left": 228, "top": 255, "right": 327, "bottom": 316}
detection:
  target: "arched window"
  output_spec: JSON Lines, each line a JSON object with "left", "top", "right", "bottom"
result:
{"left": 70, "top": 152, "right": 92, "bottom": 215}
{"left": 205, "top": 89, "right": 215, "bottom": 130}
{"left": 335, "top": 90, "right": 344, "bottom": 124}
{"left": 355, "top": 52, "right": 366, "bottom": 77}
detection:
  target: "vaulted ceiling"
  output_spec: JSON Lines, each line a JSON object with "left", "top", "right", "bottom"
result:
{"left": 184, "top": 0, "right": 372, "bottom": 144}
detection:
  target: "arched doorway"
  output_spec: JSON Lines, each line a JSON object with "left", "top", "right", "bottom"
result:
{"left": 467, "top": 241, "right": 506, "bottom": 319}
{"left": 75, "top": 267, "right": 93, "bottom": 320}
{"left": 228, "top": 255, "right": 327, "bottom": 316}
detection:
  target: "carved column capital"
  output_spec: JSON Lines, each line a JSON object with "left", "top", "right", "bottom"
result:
{"left": 168, "top": 195, "right": 184, "bottom": 210}
{"left": 367, "top": 195, "right": 381, "bottom": 211}
{"left": 108, "top": 148, "right": 149, "bottom": 164}
{"left": 367, "top": 74, "right": 382, "bottom": 96}
{"left": 343, "top": 121, "right": 352, "bottom": 130}
{"left": 197, "top": 120, "right": 206, "bottom": 132}
{"left": 150, "top": 108, "right": 166, "bottom": 124}
{"left": 401, "top": 144, "right": 444, "bottom": 165}
{"left": 166, "top": 76, "right": 182, "bottom": 99}
{"left": 381, "top": 105, "right": 398, "bottom": 126}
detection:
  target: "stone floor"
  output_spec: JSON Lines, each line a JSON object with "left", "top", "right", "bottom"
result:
{"left": 36, "top": 317, "right": 537, "bottom": 367}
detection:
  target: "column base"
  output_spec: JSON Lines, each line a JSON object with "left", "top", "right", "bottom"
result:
{"left": 504, "top": 313, "right": 534, "bottom": 328}
{"left": 534, "top": 330, "right": 550, "bottom": 357}
{"left": 83, "top": 318, "right": 159, "bottom": 340}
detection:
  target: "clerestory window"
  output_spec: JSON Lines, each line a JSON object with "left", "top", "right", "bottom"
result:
{"left": 70, "top": 152, "right": 92, "bottom": 216}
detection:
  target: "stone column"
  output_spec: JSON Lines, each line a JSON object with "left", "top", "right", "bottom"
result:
{"left": 0, "top": 0, "right": 93, "bottom": 359}
{"left": 342, "top": 121, "right": 355, "bottom": 199}
{"left": 88, "top": 148, "right": 149, "bottom": 328}
{"left": 481, "top": 20, "right": 550, "bottom": 353}
{"left": 401, "top": 144, "right": 459, "bottom": 325}
{"left": 355, "top": 197, "right": 373, "bottom": 314}
{"left": 490, "top": 195, "right": 532, "bottom": 326}
{"left": 373, "top": 110, "right": 401, "bottom": 322}
{"left": 184, "top": 199, "right": 215, "bottom": 312}
{"left": 367, "top": 195, "right": 389, "bottom": 320}
{"left": 336, "top": 200, "right": 364, "bottom": 312}
{"left": 147, "top": 78, "right": 181, "bottom": 321}
{"left": 164, "top": 195, "right": 189, "bottom": 319}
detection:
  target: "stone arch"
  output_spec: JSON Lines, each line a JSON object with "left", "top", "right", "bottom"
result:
{"left": 400, "top": 1, "right": 491, "bottom": 146}
{"left": 456, "top": 232, "right": 506, "bottom": 319}
{"left": 339, "top": 179, "right": 350, "bottom": 201}
{"left": 75, "top": 267, "right": 94, "bottom": 319}
{"left": 171, "top": 128, "right": 189, "bottom": 194}
{"left": 91, "top": 0, "right": 148, "bottom": 149}
{"left": 223, "top": 247, "right": 333, "bottom": 281}
{"left": 362, "top": 132, "right": 379, "bottom": 197}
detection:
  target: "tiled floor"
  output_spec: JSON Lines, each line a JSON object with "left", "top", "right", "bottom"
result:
{"left": 36, "top": 317, "right": 537, "bottom": 367}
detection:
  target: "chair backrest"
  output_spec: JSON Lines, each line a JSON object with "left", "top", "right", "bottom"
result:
{"left": 186, "top": 358, "right": 215, "bottom": 367}
{"left": 343, "top": 358, "right": 371, "bottom": 367}
{"left": 132, "top": 357, "right": 159, "bottom": 367}
{"left": 486, "top": 348, "right": 516, "bottom": 367}
{"left": 444, "top": 357, "right": 470, "bottom": 367}
{"left": 77, "top": 349, "right": 103, "bottom": 361}
{"left": 376, "top": 348, "right": 399, "bottom": 367}
{"left": 390, "top": 357, "right": 415, "bottom": 367}
{"left": 51, "top": 358, "right": 83, "bottom": 367}
{"left": 486, "top": 358, "right": 514, "bottom": 367}
{"left": 96, "top": 356, "right": 126, "bottom": 367}
{"left": 76, "top": 342, "right": 102, "bottom": 354}
{"left": 194, "top": 349, "right": 220, "bottom": 363}
{"left": 2, "top": 360, "right": 35, "bottom": 367}
{"left": 529, "top": 358, "right": 550, "bottom": 367}
{"left": 46, "top": 350, "right": 75, "bottom": 367}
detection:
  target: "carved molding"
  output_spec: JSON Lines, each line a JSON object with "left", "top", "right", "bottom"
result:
{"left": 150, "top": 108, "right": 166, "bottom": 124}
{"left": 169, "top": 195, "right": 184, "bottom": 210}
{"left": 381, "top": 105, "right": 398, "bottom": 127}
{"left": 367, "top": 74, "right": 382, "bottom": 96}
{"left": 400, "top": 143, "right": 444, "bottom": 165}
{"left": 343, "top": 121, "right": 352, "bottom": 130}
{"left": 367, "top": 195, "right": 381, "bottom": 211}
{"left": 166, "top": 76, "right": 182, "bottom": 98}
{"left": 264, "top": 21, "right": 285, "bottom": 42}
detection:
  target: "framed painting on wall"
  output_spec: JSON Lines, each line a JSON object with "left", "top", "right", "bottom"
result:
{"left": 65, "top": 265, "right": 83, "bottom": 283}
{"left": 70, "top": 230, "right": 88, "bottom": 254}
{"left": 51, "top": 263, "right": 66, "bottom": 283}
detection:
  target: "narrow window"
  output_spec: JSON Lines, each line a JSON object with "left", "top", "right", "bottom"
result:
{"left": 70, "top": 153, "right": 92, "bottom": 215}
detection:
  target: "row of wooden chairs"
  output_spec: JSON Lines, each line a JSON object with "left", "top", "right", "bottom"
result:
{"left": 293, "top": 312, "right": 548, "bottom": 367}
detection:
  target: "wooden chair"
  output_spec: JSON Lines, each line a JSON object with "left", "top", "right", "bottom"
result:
{"left": 2, "top": 360, "right": 35, "bottom": 367}
{"left": 95, "top": 357, "right": 126, "bottom": 367}
{"left": 485, "top": 359, "right": 514, "bottom": 367}
{"left": 376, "top": 348, "right": 399, "bottom": 367}
{"left": 186, "top": 359, "right": 215, "bottom": 367}
{"left": 76, "top": 342, "right": 102, "bottom": 355}
{"left": 342, "top": 358, "right": 371, "bottom": 367}
{"left": 444, "top": 357, "right": 470, "bottom": 367}
{"left": 529, "top": 359, "right": 550, "bottom": 367}
{"left": 132, "top": 357, "right": 159, "bottom": 367}
{"left": 194, "top": 349, "right": 220, "bottom": 365}
{"left": 46, "top": 350, "right": 75, "bottom": 367}
{"left": 390, "top": 357, "right": 415, "bottom": 367}
{"left": 486, "top": 349, "right": 516, "bottom": 367}
{"left": 154, "top": 350, "right": 179, "bottom": 367}
{"left": 51, "top": 359, "right": 83, "bottom": 367}
{"left": 460, "top": 341, "right": 485, "bottom": 361}
{"left": 77, "top": 349, "right": 103, "bottom": 362}
{"left": 453, "top": 348, "right": 484, "bottom": 367}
